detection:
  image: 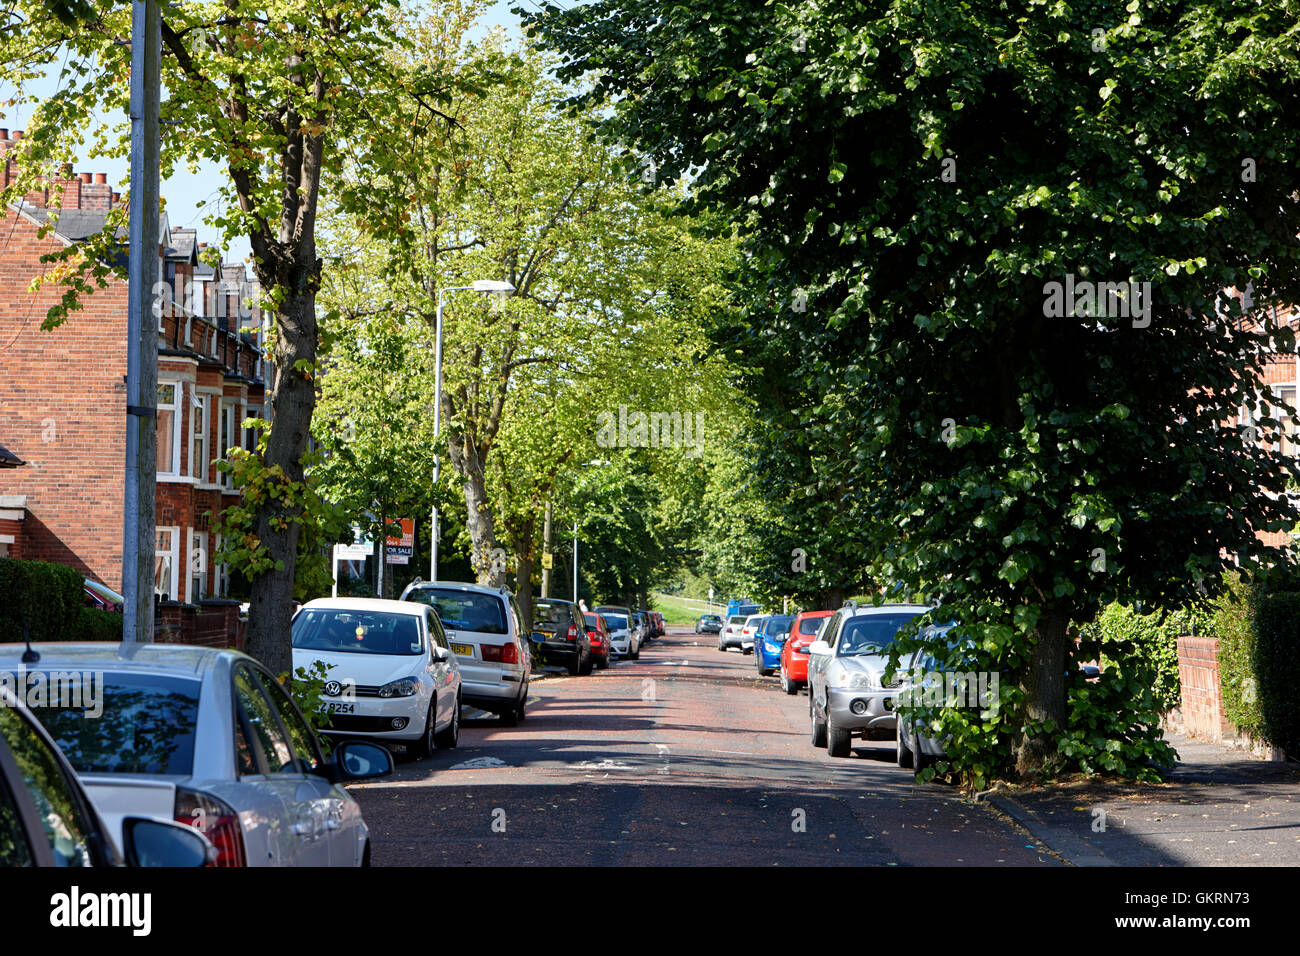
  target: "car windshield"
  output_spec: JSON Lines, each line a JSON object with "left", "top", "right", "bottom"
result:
{"left": 798, "top": 616, "right": 826, "bottom": 635}
{"left": 405, "top": 589, "right": 508, "bottom": 635}
{"left": 836, "top": 613, "right": 925, "bottom": 656}
{"left": 33, "top": 672, "right": 201, "bottom": 775}
{"left": 293, "top": 608, "right": 423, "bottom": 655}
{"left": 533, "top": 602, "right": 569, "bottom": 624}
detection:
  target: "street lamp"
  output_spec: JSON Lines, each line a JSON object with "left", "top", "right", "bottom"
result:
{"left": 431, "top": 279, "right": 516, "bottom": 581}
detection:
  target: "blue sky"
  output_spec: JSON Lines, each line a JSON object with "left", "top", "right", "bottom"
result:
{"left": 1, "top": 0, "right": 533, "bottom": 263}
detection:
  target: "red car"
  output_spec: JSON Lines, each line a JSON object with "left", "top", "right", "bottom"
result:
{"left": 779, "top": 609, "right": 833, "bottom": 694}
{"left": 583, "top": 612, "right": 613, "bottom": 670}
{"left": 649, "top": 611, "right": 665, "bottom": 637}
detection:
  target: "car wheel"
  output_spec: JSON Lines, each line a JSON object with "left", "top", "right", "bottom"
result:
{"left": 434, "top": 696, "right": 460, "bottom": 749}
{"left": 717, "top": 641, "right": 726, "bottom": 652}
{"left": 913, "top": 731, "right": 927, "bottom": 772}
{"left": 361, "top": 841, "right": 372, "bottom": 868}
{"left": 781, "top": 665, "right": 798, "bottom": 695}
{"left": 579, "top": 650, "right": 594, "bottom": 676}
{"left": 596, "top": 654, "right": 609, "bottom": 670}
{"left": 568, "top": 651, "right": 582, "bottom": 676}
{"left": 630, "top": 640, "right": 640, "bottom": 660}
{"left": 827, "top": 716, "right": 851, "bottom": 758}
{"left": 516, "top": 691, "right": 527, "bottom": 723}
{"left": 896, "top": 721, "right": 913, "bottom": 769}
{"left": 810, "top": 698, "right": 827, "bottom": 748}
{"left": 742, "top": 645, "right": 753, "bottom": 655}
{"left": 411, "top": 704, "right": 436, "bottom": 759}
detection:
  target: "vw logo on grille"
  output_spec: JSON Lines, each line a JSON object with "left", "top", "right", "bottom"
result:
{"left": 324, "top": 681, "right": 342, "bottom": 697}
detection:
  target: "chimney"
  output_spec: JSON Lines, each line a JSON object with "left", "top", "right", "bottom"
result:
{"left": 93, "top": 172, "right": 107, "bottom": 184}
{"left": 78, "top": 172, "right": 92, "bottom": 184}
{"left": 112, "top": 191, "right": 121, "bottom": 204}
{"left": 0, "top": 129, "right": 9, "bottom": 140}
{"left": 11, "top": 130, "right": 22, "bottom": 140}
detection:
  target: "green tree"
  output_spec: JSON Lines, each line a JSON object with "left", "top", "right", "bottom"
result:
{"left": 525, "top": 0, "right": 1300, "bottom": 779}
{"left": 1, "top": 0, "right": 433, "bottom": 674}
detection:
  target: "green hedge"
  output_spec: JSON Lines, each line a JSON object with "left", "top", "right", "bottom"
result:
{"left": 1249, "top": 591, "right": 1300, "bottom": 759}
{"left": 1212, "top": 573, "right": 1266, "bottom": 740}
{"left": 74, "top": 607, "right": 124, "bottom": 642}
{"left": 0, "top": 557, "right": 85, "bottom": 643}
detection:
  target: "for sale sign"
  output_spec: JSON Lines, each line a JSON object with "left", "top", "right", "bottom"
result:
{"left": 387, "top": 518, "right": 415, "bottom": 564}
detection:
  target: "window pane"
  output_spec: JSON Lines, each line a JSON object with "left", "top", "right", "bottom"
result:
{"left": 234, "top": 668, "right": 294, "bottom": 773}
{"left": 33, "top": 673, "right": 200, "bottom": 775}
{"left": 0, "top": 708, "right": 92, "bottom": 867}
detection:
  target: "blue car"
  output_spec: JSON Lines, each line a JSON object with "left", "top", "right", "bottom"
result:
{"left": 754, "top": 614, "right": 795, "bottom": 677}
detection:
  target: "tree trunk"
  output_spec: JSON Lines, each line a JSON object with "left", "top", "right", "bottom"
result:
{"left": 447, "top": 431, "right": 501, "bottom": 585}
{"left": 1014, "top": 606, "right": 1070, "bottom": 778}
{"left": 243, "top": 287, "right": 317, "bottom": 678}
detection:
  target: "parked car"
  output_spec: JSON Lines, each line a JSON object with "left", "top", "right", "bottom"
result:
{"left": 696, "top": 613, "right": 723, "bottom": 635}
{"left": 754, "top": 614, "right": 795, "bottom": 677}
{"left": 632, "top": 609, "right": 652, "bottom": 645}
{"left": 648, "top": 610, "right": 665, "bottom": 638}
{"left": 593, "top": 605, "right": 640, "bottom": 659}
{"left": 717, "top": 614, "right": 751, "bottom": 651}
{"left": 401, "top": 581, "right": 531, "bottom": 725}
{"left": 292, "top": 597, "right": 462, "bottom": 756}
{"left": 779, "top": 609, "right": 833, "bottom": 694}
{"left": 0, "top": 678, "right": 215, "bottom": 867}
{"left": 83, "top": 578, "right": 124, "bottom": 613}
{"left": 807, "top": 602, "right": 930, "bottom": 757}
{"left": 0, "top": 642, "right": 394, "bottom": 866}
{"left": 582, "top": 611, "right": 613, "bottom": 670}
{"left": 531, "top": 597, "right": 594, "bottom": 675}
{"left": 737, "top": 614, "right": 768, "bottom": 656}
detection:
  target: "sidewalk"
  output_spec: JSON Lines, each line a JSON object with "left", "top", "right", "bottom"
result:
{"left": 985, "top": 732, "right": 1300, "bottom": 866}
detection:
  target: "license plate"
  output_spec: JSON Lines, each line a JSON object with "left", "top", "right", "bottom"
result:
{"left": 318, "top": 701, "right": 355, "bottom": 715}
{"left": 451, "top": 643, "right": 473, "bottom": 656}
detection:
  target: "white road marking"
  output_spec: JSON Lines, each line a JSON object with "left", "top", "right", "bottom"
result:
{"left": 450, "top": 756, "right": 509, "bottom": 770}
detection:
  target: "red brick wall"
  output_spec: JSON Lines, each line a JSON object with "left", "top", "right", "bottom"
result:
{"left": 0, "top": 205, "right": 128, "bottom": 588}
{"left": 1176, "top": 635, "right": 1234, "bottom": 741}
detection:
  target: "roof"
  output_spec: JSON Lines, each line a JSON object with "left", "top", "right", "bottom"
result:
{"left": 0, "top": 442, "right": 24, "bottom": 468}
{"left": 22, "top": 206, "right": 115, "bottom": 242}
{"left": 300, "top": 597, "right": 428, "bottom": 617}
{"left": 0, "top": 642, "right": 241, "bottom": 676}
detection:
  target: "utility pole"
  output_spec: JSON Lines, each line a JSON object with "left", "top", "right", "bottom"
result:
{"left": 572, "top": 519, "right": 578, "bottom": 603}
{"left": 122, "top": 0, "right": 161, "bottom": 642}
{"left": 541, "top": 501, "right": 552, "bottom": 598}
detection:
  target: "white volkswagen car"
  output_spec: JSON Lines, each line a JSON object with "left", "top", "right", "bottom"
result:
{"left": 0, "top": 642, "right": 394, "bottom": 866}
{"left": 292, "top": 598, "right": 462, "bottom": 756}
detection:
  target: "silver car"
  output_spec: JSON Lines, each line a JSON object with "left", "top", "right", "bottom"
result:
{"left": 807, "top": 603, "right": 929, "bottom": 758}
{"left": 716, "top": 614, "right": 750, "bottom": 651}
{"left": 0, "top": 642, "right": 394, "bottom": 866}
{"left": 401, "top": 581, "right": 532, "bottom": 724}
{"left": 592, "top": 605, "right": 640, "bottom": 659}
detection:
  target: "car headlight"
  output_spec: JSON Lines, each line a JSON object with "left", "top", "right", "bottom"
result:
{"left": 840, "top": 672, "right": 879, "bottom": 691}
{"left": 378, "top": 677, "right": 420, "bottom": 698}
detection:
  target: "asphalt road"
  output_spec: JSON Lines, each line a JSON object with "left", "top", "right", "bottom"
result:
{"left": 349, "top": 626, "right": 1060, "bottom": 866}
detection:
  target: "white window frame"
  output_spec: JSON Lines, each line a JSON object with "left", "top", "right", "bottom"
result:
{"left": 218, "top": 398, "right": 240, "bottom": 489}
{"left": 157, "top": 382, "right": 183, "bottom": 477}
{"left": 189, "top": 392, "right": 210, "bottom": 481}
{"left": 155, "top": 527, "right": 180, "bottom": 601}
{"left": 214, "top": 533, "right": 230, "bottom": 598}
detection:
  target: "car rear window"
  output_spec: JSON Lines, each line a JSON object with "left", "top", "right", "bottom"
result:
{"left": 583, "top": 614, "right": 602, "bottom": 628}
{"left": 765, "top": 616, "right": 794, "bottom": 634}
{"left": 404, "top": 589, "right": 508, "bottom": 635}
{"left": 798, "top": 616, "right": 826, "bottom": 635}
{"left": 602, "top": 613, "right": 627, "bottom": 629}
{"left": 729, "top": 616, "right": 746, "bottom": 625}
{"left": 293, "top": 608, "right": 423, "bottom": 655}
{"left": 33, "top": 672, "right": 201, "bottom": 775}
{"left": 533, "top": 602, "right": 569, "bottom": 624}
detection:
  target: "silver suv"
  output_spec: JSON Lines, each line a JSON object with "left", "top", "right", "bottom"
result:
{"left": 401, "top": 581, "right": 531, "bottom": 725}
{"left": 807, "top": 603, "right": 929, "bottom": 757}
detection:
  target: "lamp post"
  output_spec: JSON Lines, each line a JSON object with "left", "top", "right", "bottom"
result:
{"left": 430, "top": 280, "right": 515, "bottom": 581}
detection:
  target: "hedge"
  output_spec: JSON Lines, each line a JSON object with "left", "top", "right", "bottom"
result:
{"left": 1077, "top": 602, "right": 1193, "bottom": 713}
{"left": 1212, "top": 573, "right": 1266, "bottom": 740}
{"left": 1249, "top": 591, "right": 1300, "bottom": 759}
{"left": 0, "top": 557, "right": 85, "bottom": 643}
{"left": 75, "top": 607, "right": 124, "bottom": 642}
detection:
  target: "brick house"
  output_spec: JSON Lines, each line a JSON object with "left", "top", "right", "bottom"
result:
{"left": 0, "top": 128, "right": 271, "bottom": 643}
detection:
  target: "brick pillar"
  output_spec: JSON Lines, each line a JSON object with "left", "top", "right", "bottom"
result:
{"left": 1175, "top": 636, "right": 1231, "bottom": 742}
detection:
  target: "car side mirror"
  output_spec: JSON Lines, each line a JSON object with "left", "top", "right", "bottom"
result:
{"left": 433, "top": 645, "right": 451, "bottom": 662}
{"left": 336, "top": 740, "right": 394, "bottom": 780}
{"left": 808, "top": 640, "right": 831, "bottom": 656}
{"left": 121, "top": 817, "right": 214, "bottom": 867}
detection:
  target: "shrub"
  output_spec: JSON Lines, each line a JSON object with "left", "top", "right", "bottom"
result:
{"left": 1212, "top": 572, "right": 1266, "bottom": 740}
{"left": 74, "top": 607, "right": 123, "bottom": 642}
{"left": 1076, "top": 602, "right": 1195, "bottom": 713}
{"left": 1249, "top": 591, "right": 1300, "bottom": 759}
{"left": 0, "top": 557, "right": 85, "bottom": 643}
